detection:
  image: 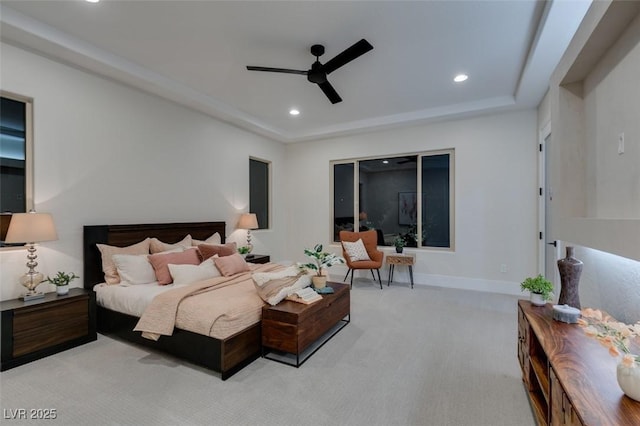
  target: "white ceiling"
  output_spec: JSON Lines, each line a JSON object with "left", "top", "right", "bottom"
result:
{"left": 0, "top": 0, "right": 591, "bottom": 143}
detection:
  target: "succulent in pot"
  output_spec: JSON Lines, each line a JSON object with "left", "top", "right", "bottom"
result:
{"left": 44, "top": 271, "right": 79, "bottom": 296}
{"left": 520, "top": 274, "right": 553, "bottom": 306}
{"left": 394, "top": 236, "right": 406, "bottom": 253}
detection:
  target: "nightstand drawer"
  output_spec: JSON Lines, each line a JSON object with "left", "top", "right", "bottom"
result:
{"left": 13, "top": 317, "right": 88, "bottom": 357}
{"left": 14, "top": 298, "right": 88, "bottom": 332}
{"left": 13, "top": 298, "right": 89, "bottom": 357}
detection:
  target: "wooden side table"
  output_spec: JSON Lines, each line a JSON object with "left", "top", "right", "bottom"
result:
{"left": 386, "top": 253, "right": 415, "bottom": 288}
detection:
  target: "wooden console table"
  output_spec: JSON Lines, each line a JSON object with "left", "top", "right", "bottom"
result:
{"left": 261, "top": 282, "right": 350, "bottom": 367}
{"left": 517, "top": 300, "right": 640, "bottom": 425}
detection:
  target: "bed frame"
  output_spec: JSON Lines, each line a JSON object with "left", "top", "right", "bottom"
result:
{"left": 83, "top": 221, "right": 262, "bottom": 380}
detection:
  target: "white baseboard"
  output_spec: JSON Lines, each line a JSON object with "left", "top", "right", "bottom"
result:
{"left": 328, "top": 267, "right": 521, "bottom": 296}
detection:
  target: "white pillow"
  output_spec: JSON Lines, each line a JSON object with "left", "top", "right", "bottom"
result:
{"left": 168, "top": 257, "right": 221, "bottom": 286}
{"left": 112, "top": 254, "right": 157, "bottom": 285}
{"left": 192, "top": 232, "right": 222, "bottom": 246}
{"left": 342, "top": 239, "right": 371, "bottom": 261}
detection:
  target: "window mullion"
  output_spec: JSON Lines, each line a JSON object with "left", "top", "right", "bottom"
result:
{"left": 354, "top": 160, "right": 359, "bottom": 232}
{"left": 417, "top": 155, "right": 423, "bottom": 248}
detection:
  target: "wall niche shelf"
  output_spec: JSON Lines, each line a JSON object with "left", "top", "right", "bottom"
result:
{"left": 549, "top": 0, "right": 640, "bottom": 262}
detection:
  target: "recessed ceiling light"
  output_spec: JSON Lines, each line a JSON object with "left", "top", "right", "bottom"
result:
{"left": 86, "top": 0, "right": 100, "bottom": 3}
{"left": 382, "top": 160, "right": 389, "bottom": 164}
{"left": 454, "top": 74, "right": 468, "bottom": 83}
{"left": 289, "top": 109, "right": 300, "bottom": 116}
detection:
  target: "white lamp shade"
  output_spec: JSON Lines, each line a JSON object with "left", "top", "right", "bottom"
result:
{"left": 5, "top": 212, "right": 58, "bottom": 243}
{"left": 237, "top": 213, "right": 259, "bottom": 230}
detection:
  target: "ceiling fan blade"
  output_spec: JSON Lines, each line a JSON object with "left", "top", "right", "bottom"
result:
{"left": 317, "top": 81, "right": 342, "bottom": 104}
{"left": 246, "top": 66, "right": 307, "bottom": 75}
{"left": 323, "top": 39, "right": 373, "bottom": 75}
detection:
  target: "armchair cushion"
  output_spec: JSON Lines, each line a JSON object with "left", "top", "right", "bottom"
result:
{"left": 342, "top": 239, "right": 371, "bottom": 262}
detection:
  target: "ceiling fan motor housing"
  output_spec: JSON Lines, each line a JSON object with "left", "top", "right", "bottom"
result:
{"left": 310, "top": 44, "right": 325, "bottom": 57}
{"left": 307, "top": 61, "right": 327, "bottom": 84}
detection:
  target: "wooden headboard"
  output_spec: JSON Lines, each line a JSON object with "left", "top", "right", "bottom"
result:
{"left": 83, "top": 221, "right": 226, "bottom": 290}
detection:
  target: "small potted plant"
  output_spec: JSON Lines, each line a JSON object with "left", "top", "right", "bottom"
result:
{"left": 237, "top": 246, "right": 250, "bottom": 258}
{"left": 520, "top": 274, "right": 553, "bottom": 306}
{"left": 44, "top": 271, "right": 79, "bottom": 296}
{"left": 394, "top": 236, "right": 406, "bottom": 253}
{"left": 299, "top": 244, "right": 344, "bottom": 289}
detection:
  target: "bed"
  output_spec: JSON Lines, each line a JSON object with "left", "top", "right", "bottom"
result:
{"left": 83, "top": 221, "right": 263, "bottom": 380}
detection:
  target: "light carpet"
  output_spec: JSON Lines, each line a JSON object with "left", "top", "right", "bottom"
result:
{"left": 0, "top": 280, "right": 535, "bottom": 426}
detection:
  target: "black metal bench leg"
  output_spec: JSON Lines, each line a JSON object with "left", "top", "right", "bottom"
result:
{"left": 409, "top": 265, "right": 414, "bottom": 289}
{"left": 343, "top": 269, "right": 353, "bottom": 288}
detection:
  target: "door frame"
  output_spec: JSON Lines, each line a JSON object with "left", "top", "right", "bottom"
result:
{"left": 538, "top": 121, "right": 550, "bottom": 276}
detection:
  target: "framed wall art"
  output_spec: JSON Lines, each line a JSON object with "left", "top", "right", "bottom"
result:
{"left": 398, "top": 192, "right": 417, "bottom": 225}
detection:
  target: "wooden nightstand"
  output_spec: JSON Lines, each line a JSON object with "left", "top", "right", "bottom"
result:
{"left": 245, "top": 254, "right": 270, "bottom": 264}
{"left": 1, "top": 288, "right": 97, "bottom": 371}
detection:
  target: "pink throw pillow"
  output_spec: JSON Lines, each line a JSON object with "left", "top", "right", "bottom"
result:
{"left": 197, "top": 242, "right": 237, "bottom": 261}
{"left": 97, "top": 238, "right": 151, "bottom": 284}
{"left": 214, "top": 253, "right": 250, "bottom": 277}
{"left": 148, "top": 248, "right": 200, "bottom": 285}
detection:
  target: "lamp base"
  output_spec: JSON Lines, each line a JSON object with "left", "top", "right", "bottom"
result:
{"left": 20, "top": 291, "right": 45, "bottom": 301}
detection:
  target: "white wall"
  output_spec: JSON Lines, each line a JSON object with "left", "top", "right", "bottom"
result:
{"left": 0, "top": 43, "right": 286, "bottom": 300}
{"left": 285, "top": 110, "right": 539, "bottom": 294}
{"left": 549, "top": 3, "right": 640, "bottom": 261}
{"left": 584, "top": 24, "right": 640, "bottom": 219}
{"left": 0, "top": 43, "right": 566, "bottom": 302}
{"left": 540, "top": 3, "right": 640, "bottom": 323}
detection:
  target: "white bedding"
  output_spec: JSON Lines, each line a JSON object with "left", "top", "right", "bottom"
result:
{"left": 94, "top": 282, "right": 183, "bottom": 318}
{"left": 93, "top": 266, "right": 275, "bottom": 340}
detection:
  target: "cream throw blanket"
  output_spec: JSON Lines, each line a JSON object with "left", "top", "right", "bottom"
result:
{"left": 252, "top": 266, "right": 311, "bottom": 306}
{"left": 134, "top": 263, "right": 282, "bottom": 341}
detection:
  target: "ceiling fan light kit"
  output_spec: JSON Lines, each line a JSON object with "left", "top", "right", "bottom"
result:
{"left": 247, "top": 39, "right": 373, "bottom": 104}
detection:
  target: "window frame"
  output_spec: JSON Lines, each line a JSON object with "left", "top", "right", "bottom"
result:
{"left": 1, "top": 91, "right": 34, "bottom": 249}
{"left": 331, "top": 149, "right": 455, "bottom": 251}
{"left": 249, "top": 156, "right": 271, "bottom": 230}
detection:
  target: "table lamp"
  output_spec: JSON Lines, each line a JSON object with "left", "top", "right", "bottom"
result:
{"left": 237, "top": 213, "right": 258, "bottom": 254}
{"left": 4, "top": 211, "right": 58, "bottom": 301}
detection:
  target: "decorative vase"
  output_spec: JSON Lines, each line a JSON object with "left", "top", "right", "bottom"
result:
{"left": 56, "top": 285, "right": 69, "bottom": 296}
{"left": 312, "top": 276, "right": 327, "bottom": 289}
{"left": 530, "top": 292, "right": 546, "bottom": 306}
{"left": 557, "top": 246, "right": 583, "bottom": 308}
{"left": 395, "top": 246, "right": 403, "bottom": 253}
{"left": 617, "top": 362, "right": 640, "bottom": 402}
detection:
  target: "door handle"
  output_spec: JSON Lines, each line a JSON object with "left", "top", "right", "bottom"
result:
{"left": 547, "top": 241, "right": 557, "bottom": 247}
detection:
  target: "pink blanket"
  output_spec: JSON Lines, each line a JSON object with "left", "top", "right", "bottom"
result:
{"left": 134, "top": 263, "right": 282, "bottom": 340}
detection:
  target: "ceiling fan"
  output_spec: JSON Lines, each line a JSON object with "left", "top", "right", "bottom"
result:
{"left": 246, "top": 39, "right": 373, "bottom": 104}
